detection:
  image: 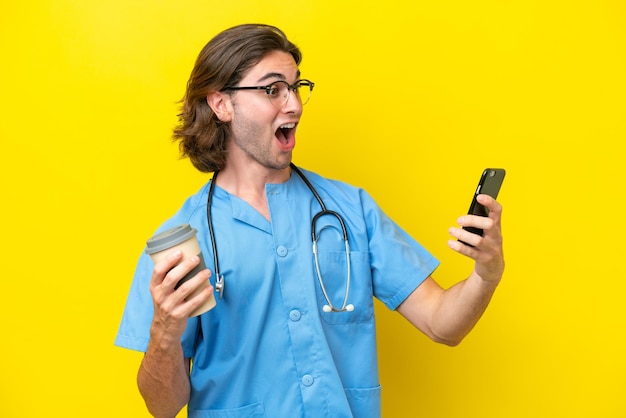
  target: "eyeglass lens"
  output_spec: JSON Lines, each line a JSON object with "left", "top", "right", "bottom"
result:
{"left": 268, "top": 81, "right": 313, "bottom": 108}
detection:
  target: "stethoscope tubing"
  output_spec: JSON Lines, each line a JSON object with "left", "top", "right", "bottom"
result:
{"left": 207, "top": 177, "right": 225, "bottom": 298}
{"left": 206, "top": 163, "right": 353, "bottom": 312}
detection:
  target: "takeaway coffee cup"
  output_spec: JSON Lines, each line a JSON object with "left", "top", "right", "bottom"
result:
{"left": 145, "top": 224, "right": 216, "bottom": 317}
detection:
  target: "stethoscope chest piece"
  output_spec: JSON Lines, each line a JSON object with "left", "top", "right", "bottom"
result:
{"left": 215, "top": 274, "right": 224, "bottom": 298}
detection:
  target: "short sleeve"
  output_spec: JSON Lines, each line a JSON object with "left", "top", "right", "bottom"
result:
{"left": 361, "top": 190, "right": 439, "bottom": 310}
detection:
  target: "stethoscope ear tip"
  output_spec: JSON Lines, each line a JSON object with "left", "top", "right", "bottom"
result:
{"left": 322, "top": 305, "right": 332, "bottom": 313}
{"left": 346, "top": 304, "right": 354, "bottom": 312}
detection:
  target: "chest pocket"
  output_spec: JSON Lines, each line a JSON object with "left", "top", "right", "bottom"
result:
{"left": 312, "top": 222, "right": 374, "bottom": 325}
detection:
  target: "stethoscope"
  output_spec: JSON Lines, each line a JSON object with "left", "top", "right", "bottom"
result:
{"left": 206, "top": 163, "right": 354, "bottom": 313}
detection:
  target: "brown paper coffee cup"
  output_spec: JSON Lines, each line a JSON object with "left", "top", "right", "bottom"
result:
{"left": 145, "top": 224, "right": 216, "bottom": 316}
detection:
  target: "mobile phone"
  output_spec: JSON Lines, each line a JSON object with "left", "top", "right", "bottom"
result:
{"left": 462, "top": 168, "right": 506, "bottom": 241}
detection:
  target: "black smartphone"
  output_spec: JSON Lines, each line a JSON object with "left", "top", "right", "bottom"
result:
{"left": 462, "top": 168, "right": 506, "bottom": 241}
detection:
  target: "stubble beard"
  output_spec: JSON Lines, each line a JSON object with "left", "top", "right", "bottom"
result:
{"left": 231, "top": 113, "right": 293, "bottom": 171}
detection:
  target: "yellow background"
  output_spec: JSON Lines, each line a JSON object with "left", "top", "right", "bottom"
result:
{"left": 1, "top": 0, "right": 625, "bottom": 417}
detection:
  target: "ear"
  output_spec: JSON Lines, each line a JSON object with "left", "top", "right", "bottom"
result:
{"left": 207, "top": 91, "right": 233, "bottom": 122}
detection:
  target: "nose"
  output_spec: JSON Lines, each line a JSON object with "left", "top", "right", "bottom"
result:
{"left": 280, "top": 89, "right": 303, "bottom": 113}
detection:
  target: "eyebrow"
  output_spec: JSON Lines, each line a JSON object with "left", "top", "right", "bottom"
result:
{"left": 257, "top": 70, "right": 302, "bottom": 83}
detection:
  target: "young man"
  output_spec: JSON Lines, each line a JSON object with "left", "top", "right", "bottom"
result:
{"left": 115, "top": 24, "right": 505, "bottom": 418}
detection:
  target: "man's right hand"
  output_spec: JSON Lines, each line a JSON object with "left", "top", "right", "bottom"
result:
{"left": 149, "top": 250, "right": 214, "bottom": 343}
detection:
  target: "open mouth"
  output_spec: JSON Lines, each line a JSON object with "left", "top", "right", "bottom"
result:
{"left": 275, "top": 123, "right": 296, "bottom": 149}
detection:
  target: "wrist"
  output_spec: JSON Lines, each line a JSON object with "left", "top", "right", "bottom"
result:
{"left": 470, "top": 269, "right": 502, "bottom": 287}
{"left": 149, "top": 323, "right": 185, "bottom": 353}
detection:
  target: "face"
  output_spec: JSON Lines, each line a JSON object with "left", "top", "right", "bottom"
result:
{"left": 225, "top": 50, "right": 304, "bottom": 171}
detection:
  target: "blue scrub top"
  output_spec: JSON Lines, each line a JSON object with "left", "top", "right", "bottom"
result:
{"left": 115, "top": 167, "right": 439, "bottom": 418}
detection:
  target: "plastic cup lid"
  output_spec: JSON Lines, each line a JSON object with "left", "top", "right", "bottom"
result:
{"left": 145, "top": 224, "right": 197, "bottom": 254}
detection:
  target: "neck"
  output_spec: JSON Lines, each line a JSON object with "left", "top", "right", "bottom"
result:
{"left": 214, "top": 161, "right": 292, "bottom": 222}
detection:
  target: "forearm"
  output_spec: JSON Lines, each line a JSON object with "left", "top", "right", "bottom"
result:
{"left": 136, "top": 250, "right": 213, "bottom": 417}
{"left": 400, "top": 194, "right": 504, "bottom": 345}
{"left": 429, "top": 272, "right": 499, "bottom": 346}
{"left": 137, "top": 336, "right": 190, "bottom": 418}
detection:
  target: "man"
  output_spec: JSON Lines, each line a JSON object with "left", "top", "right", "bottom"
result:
{"left": 115, "top": 23, "right": 504, "bottom": 418}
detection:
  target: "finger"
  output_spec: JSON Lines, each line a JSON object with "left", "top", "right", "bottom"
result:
{"left": 447, "top": 236, "right": 480, "bottom": 257}
{"left": 449, "top": 226, "right": 483, "bottom": 249}
{"left": 180, "top": 277, "right": 215, "bottom": 314}
{"left": 456, "top": 214, "right": 494, "bottom": 232}
{"left": 150, "top": 250, "right": 183, "bottom": 287}
{"left": 476, "top": 194, "right": 503, "bottom": 222}
{"left": 161, "top": 255, "right": 205, "bottom": 293}
{"left": 163, "top": 269, "right": 213, "bottom": 318}
{"left": 174, "top": 265, "right": 212, "bottom": 297}
{"left": 474, "top": 196, "right": 503, "bottom": 243}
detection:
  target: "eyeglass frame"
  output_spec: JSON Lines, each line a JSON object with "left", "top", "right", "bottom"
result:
{"left": 222, "top": 79, "right": 315, "bottom": 107}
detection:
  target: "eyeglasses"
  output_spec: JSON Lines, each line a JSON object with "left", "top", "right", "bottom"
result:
{"left": 223, "top": 79, "right": 315, "bottom": 108}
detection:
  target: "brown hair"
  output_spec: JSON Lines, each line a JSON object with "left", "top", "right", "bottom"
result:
{"left": 172, "top": 24, "right": 302, "bottom": 172}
